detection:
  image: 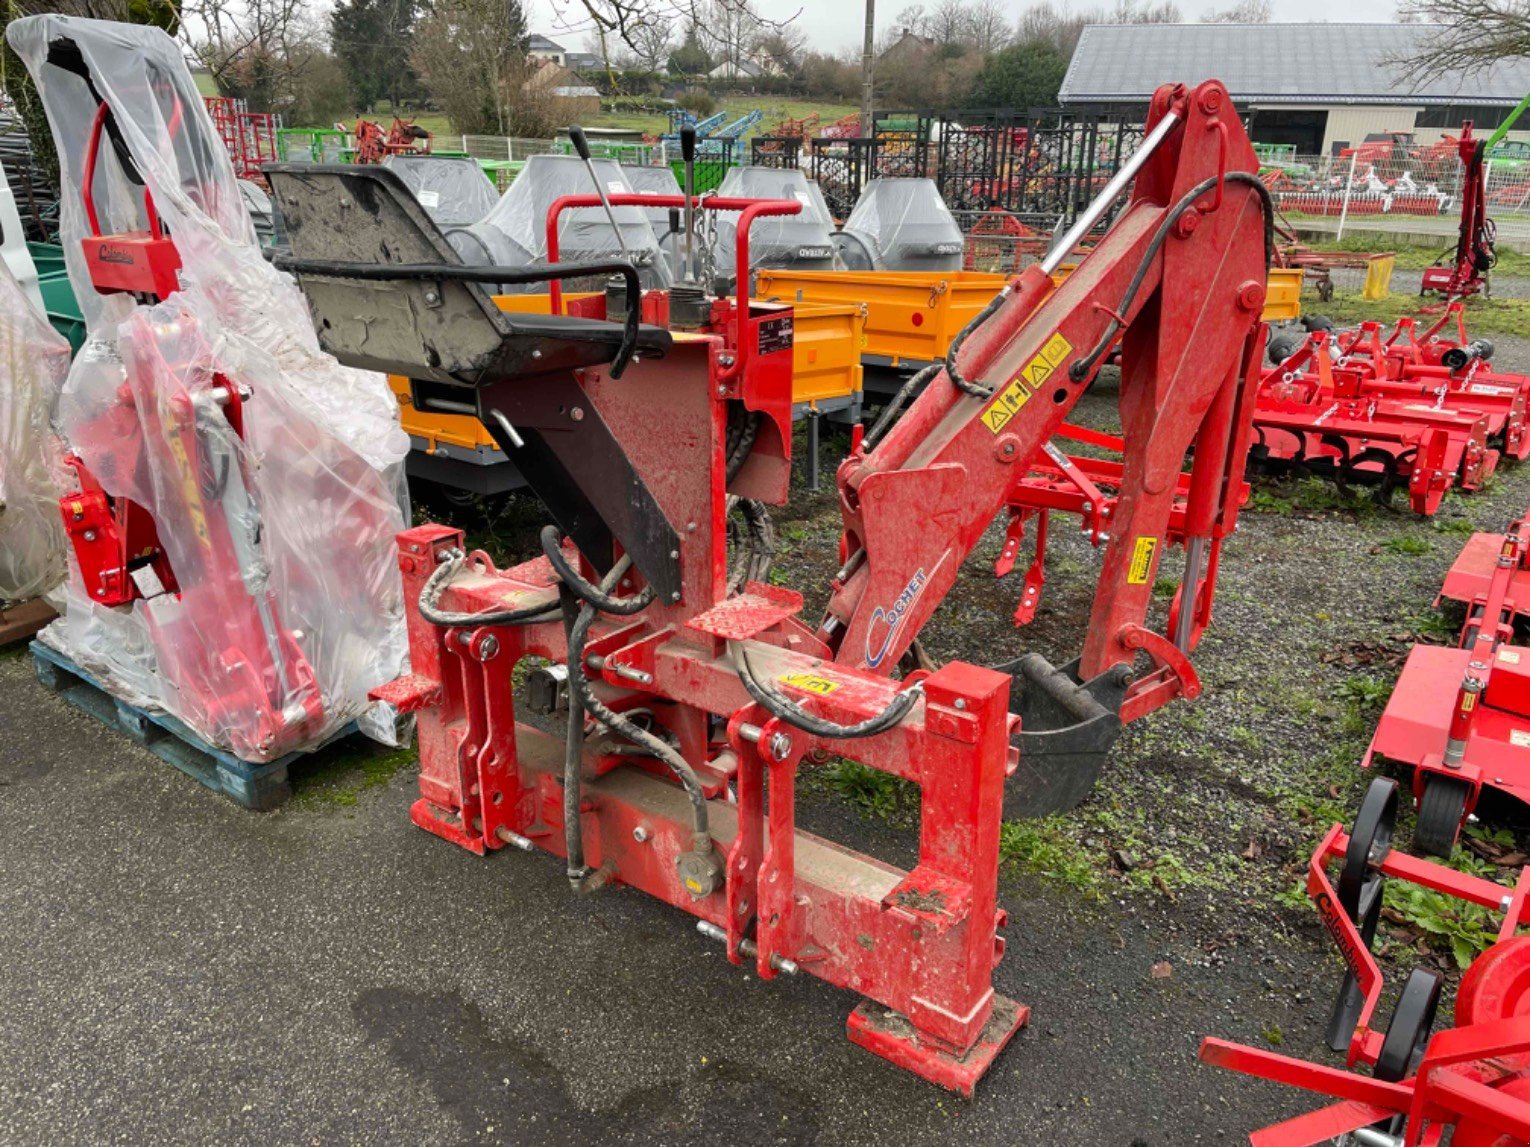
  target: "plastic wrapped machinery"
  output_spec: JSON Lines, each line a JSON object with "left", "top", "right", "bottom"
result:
{"left": 707, "top": 167, "right": 841, "bottom": 293}
{"left": 835, "top": 178, "right": 966, "bottom": 273}
{"left": 10, "top": 14, "right": 411, "bottom": 760}
{"left": 381, "top": 154, "right": 499, "bottom": 229}
{"left": 443, "top": 153, "right": 672, "bottom": 293}
{"left": 0, "top": 256, "right": 70, "bottom": 604}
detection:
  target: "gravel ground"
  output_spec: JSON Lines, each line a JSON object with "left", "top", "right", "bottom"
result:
{"left": 3, "top": 332, "right": 1530, "bottom": 1145}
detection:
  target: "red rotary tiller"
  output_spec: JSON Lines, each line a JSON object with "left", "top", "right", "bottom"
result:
{"left": 1364, "top": 503, "right": 1530, "bottom": 856}
{"left": 271, "top": 79, "right": 1273, "bottom": 1092}
{"left": 1203, "top": 777, "right": 1530, "bottom": 1147}
{"left": 1252, "top": 302, "right": 1530, "bottom": 515}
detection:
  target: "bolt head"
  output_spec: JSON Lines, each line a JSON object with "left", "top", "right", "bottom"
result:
{"left": 769, "top": 732, "right": 793, "bottom": 760}
{"left": 633, "top": 826, "right": 651, "bottom": 843}
{"left": 570, "top": 406, "right": 585, "bottom": 422}
{"left": 478, "top": 634, "right": 500, "bottom": 661}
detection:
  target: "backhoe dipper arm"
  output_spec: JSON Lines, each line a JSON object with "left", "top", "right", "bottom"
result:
{"left": 821, "top": 81, "right": 1270, "bottom": 691}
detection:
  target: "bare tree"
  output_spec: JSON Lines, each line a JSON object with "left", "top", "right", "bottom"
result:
{"left": 893, "top": 3, "right": 930, "bottom": 33}
{"left": 700, "top": 0, "right": 763, "bottom": 76}
{"left": 1393, "top": 0, "right": 1530, "bottom": 77}
{"left": 966, "top": 0, "right": 1012, "bottom": 52}
{"left": 621, "top": 19, "right": 676, "bottom": 70}
{"left": 1015, "top": 0, "right": 1182, "bottom": 55}
{"left": 182, "top": 0, "right": 333, "bottom": 113}
{"left": 925, "top": 0, "right": 972, "bottom": 47}
{"left": 1201, "top": 0, "right": 1270, "bottom": 20}
{"left": 756, "top": 25, "right": 808, "bottom": 76}
{"left": 543, "top": 0, "right": 793, "bottom": 62}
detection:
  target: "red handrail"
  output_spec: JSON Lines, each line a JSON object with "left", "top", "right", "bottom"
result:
{"left": 540, "top": 191, "right": 802, "bottom": 385}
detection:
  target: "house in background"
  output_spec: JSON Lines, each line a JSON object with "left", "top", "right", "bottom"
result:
{"left": 1059, "top": 22, "right": 1530, "bottom": 156}
{"left": 877, "top": 28, "right": 936, "bottom": 69}
{"left": 527, "top": 34, "right": 567, "bottom": 67}
{"left": 565, "top": 51, "right": 606, "bottom": 74}
{"left": 707, "top": 57, "right": 766, "bottom": 82}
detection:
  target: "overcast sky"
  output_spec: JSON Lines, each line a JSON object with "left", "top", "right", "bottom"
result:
{"left": 527, "top": 0, "right": 1404, "bottom": 56}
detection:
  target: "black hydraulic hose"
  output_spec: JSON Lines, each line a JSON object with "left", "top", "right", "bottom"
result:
{"left": 1068, "top": 172, "right": 1276, "bottom": 384}
{"left": 864, "top": 362, "right": 942, "bottom": 451}
{"left": 944, "top": 291, "right": 1009, "bottom": 399}
{"left": 724, "top": 409, "right": 762, "bottom": 481}
{"left": 559, "top": 586, "right": 590, "bottom": 885}
{"left": 539, "top": 526, "right": 655, "bottom": 615}
{"left": 418, "top": 548, "right": 560, "bottom": 626}
{"left": 541, "top": 528, "right": 711, "bottom": 869}
{"left": 729, "top": 641, "right": 922, "bottom": 740}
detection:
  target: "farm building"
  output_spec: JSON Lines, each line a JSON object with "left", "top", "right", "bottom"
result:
{"left": 1059, "top": 23, "right": 1530, "bottom": 157}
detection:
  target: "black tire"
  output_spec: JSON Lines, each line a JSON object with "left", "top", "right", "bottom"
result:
{"left": 1339, "top": 779, "right": 1399, "bottom": 918}
{"left": 1375, "top": 968, "right": 1442, "bottom": 1082}
{"left": 1415, "top": 775, "right": 1470, "bottom": 858}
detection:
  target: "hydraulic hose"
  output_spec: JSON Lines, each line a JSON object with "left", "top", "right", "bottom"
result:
{"left": 944, "top": 291, "right": 1009, "bottom": 399}
{"left": 729, "top": 641, "right": 922, "bottom": 740}
{"left": 418, "top": 548, "right": 560, "bottom": 626}
{"left": 1068, "top": 172, "right": 1276, "bottom": 384}
{"left": 863, "top": 362, "right": 942, "bottom": 451}
{"left": 541, "top": 528, "right": 711, "bottom": 887}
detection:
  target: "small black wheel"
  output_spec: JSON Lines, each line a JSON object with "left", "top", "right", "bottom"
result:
{"left": 1339, "top": 779, "right": 1399, "bottom": 918}
{"left": 1415, "top": 774, "right": 1471, "bottom": 858}
{"left": 1375, "top": 968, "right": 1442, "bottom": 1082}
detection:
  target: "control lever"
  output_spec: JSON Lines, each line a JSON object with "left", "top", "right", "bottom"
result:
{"left": 680, "top": 125, "right": 698, "bottom": 281}
{"left": 569, "top": 125, "right": 629, "bottom": 256}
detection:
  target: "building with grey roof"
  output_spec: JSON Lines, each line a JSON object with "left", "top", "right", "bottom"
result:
{"left": 1060, "top": 23, "right": 1530, "bottom": 155}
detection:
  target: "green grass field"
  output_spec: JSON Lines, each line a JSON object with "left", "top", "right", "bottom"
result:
{"left": 294, "top": 97, "right": 857, "bottom": 141}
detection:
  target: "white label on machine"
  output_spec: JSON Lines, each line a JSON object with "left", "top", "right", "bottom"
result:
{"left": 417, "top": 190, "right": 441, "bottom": 208}
{"left": 130, "top": 564, "right": 167, "bottom": 599}
{"left": 1513, "top": 729, "right": 1530, "bottom": 748}
{"left": 608, "top": 181, "right": 626, "bottom": 194}
{"left": 794, "top": 191, "right": 813, "bottom": 207}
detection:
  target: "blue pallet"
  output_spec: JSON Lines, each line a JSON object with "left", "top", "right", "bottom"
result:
{"left": 31, "top": 641, "right": 352, "bottom": 810}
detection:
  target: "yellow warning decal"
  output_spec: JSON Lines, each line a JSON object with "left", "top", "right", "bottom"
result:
{"left": 778, "top": 671, "right": 841, "bottom": 696}
{"left": 981, "top": 377, "right": 1033, "bottom": 433}
{"left": 982, "top": 331, "right": 1073, "bottom": 434}
{"left": 1127, "top": 536, "right": 1158, "bottom": 585}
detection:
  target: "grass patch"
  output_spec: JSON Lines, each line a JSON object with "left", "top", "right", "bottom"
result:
{"left": 999, "top": 818, "right": 1102, "bottom": 894}
{"left": 1250, "top": 476, "right": 1380, "bottom": 518}
{"left": 1307, "top": 238, "right": 1530, "bottom": 277}
{"left": 290, "top": 741, "right": 417, "bottom": 810}
{"left": 1382, "top": 535, "right": 1432, "bottom": 556}
{"left": 1309, "top": 293, "right": 1530, "bottom": 340}
{"left": 1432, "top": 516, "right": 1477, "bottom": 536}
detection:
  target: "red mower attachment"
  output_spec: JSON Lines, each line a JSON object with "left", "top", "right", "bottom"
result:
{"left": 1202, "top": 777, "right": 1530, "bottom": 1147}
{"left": 1365, "top": 504, "right": 1530, "bottom": 856}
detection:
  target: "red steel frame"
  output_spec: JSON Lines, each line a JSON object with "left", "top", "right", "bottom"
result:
{"left": 1421, "top": 122, "right": 1492, "bottom": 299}
{"left": 821, "top": 80, "right": 1268, "bottom": 719}
{"left": 1365, "top": 506, "right": 1530, "bottom": 843}
{"left": 379, "top": 79, "right": 1274, "bottom": 1093}
{"left": 1201, "top": 792, "right": 1530, "bottom": 1146}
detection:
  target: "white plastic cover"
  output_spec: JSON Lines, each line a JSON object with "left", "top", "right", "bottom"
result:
{"left": 622, "top": 164, "right": 684, "bottom": 279}
{"left": 451, "top": 153, "right": 672, "bottom": 292}
{"left": 11, "top": 14, "right": 410, "bottom": 760}
{"left": 841, "top": 178, "right": 965, "bottom": 272}
{"left": 0, "top": 255, "right": 70, "bottom": 603}
{"left": 382, "top": 154, "right": 499, "bottom": 229}
{"left": 709, "top": 167, "right": 840, "bottom": 289}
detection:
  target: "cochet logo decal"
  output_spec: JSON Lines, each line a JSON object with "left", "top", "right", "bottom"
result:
{"left": 97, "top": 244, "right": 138, "bottom": 265}
{"left": 864, "top": 567, "right": 929, "bottom": 669}
{"left": 797, "top": 246, "right": 833, "bottom": 259}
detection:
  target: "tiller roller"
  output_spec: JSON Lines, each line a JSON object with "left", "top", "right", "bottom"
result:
{"left": 1203, "top": 778, "right": 1530, "bottom": 1147}
{"left": 270, "top": 79, "right": 1270, "bottom": 1091}
{"left": 1254, "top": 326, "right": 1499, "bottom": 516}
{"left": 1365, "top": 502, "right": 1530, "bottom": 856}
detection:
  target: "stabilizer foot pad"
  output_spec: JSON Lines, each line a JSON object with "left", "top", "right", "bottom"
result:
{"left": 846, "top": 994, "right": 1028, "bottom": 1097}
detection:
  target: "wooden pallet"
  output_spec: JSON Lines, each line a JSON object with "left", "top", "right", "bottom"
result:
{"left": 30, "top": 640, "right": 352, "bottom": 810}
{"left": 0, "top": 599, "right": 56, "bottom": 648}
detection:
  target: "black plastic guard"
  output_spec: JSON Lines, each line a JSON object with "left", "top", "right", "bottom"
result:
{"left": 997, "top": 654, "right": 1131, "bottom": 819}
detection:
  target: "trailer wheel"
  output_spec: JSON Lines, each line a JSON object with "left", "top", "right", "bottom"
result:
{"left": 1415, "top": 775, "right": 1470, "bottom": 858}
{"left": 1338, "top": 778, "right": 1398, "bottom": 918}
{"left": 1375, "top": 968, "right": 1442, "bottom": 1082}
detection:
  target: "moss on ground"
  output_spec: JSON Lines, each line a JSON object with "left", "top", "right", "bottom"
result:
{"left": 289, "top": 741, "right": 417, "bottom": 810}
